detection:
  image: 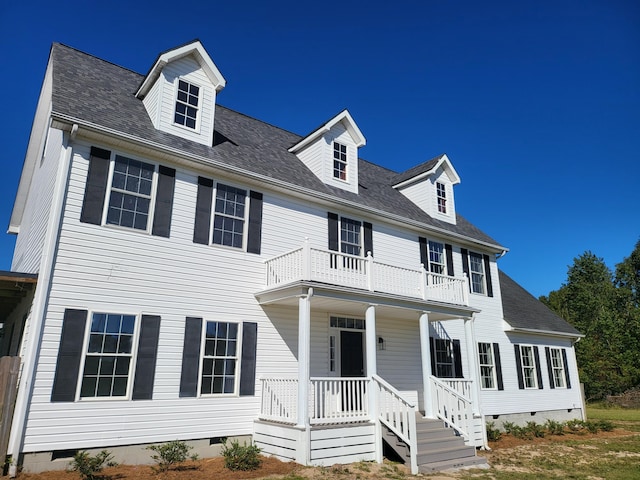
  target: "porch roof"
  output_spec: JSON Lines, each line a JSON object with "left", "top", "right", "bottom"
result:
{"left": 255, "top": 280, "right": 479, "bottom": 322}
{"left": 0, "top": 271, "right": 37, "bottom": 319}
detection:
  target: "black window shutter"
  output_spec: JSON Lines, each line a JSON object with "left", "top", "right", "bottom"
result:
{"left": 419, "top": 237, "right": 429, "bottom": 270}
{"left": 461, "top": 248, "right": 470, "bottom": 290}
{"left": 151, "top": 166, "right": 176, "bottom": 238}
{"left": 193, "top": 177, "right": 213, "bottom": 245}
{"left": 562, "top": 349, "right": 572, "bottom": 388}
{"left": 179, "top": 317, "right": 202, "bottom": 397}
{"left": 514, "top": 344, "right": 524, "bottom": 389}
{"left": 132, "top": 315, "right": 161, "bottom": 400}
{"left": 445, "top": 244, "right": 454, "bottom": 276}
{"left": 80, "top": 147, "right": 111, "bottom": 225}
{"left": 429, "top": 337, "right": 436, "bottom": 377}
{"left": 363, "top": 222, "right": 373, "bottom": 257}
{"left": 534, "top": 346, "right": 544, "bottom": 389}
{"left": 483, "top": 254, "right": 494, "bottom": 297}
{"left": 328, "top": 212, "right": 339, "bottom": 251}
{"left": 247, "top": 191, "right": 263, "bottom": 254}
{"left": 239, "top": 322, "right": 258, "bottom": 396}
{"left": 453, "top": 339, "right": 463, "bottom": 378}
{"left": 545, "top": 347, "right": 555, "bottom": 389}
{"left": 493, "top": 343, "right": 504, "bottom": 390}
{"left": 51, "top": 309, "right": 88, "bottom": 402}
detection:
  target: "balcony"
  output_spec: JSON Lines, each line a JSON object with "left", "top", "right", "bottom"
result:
{"left": 264, "top": 242, "right": 469, "bottom": 307}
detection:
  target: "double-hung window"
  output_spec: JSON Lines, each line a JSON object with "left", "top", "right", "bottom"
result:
{"left": 174, "top": 79, "right": 200, "bottom": 129}
{"left": 213, "top": 184, "right": 247, "bottom": 249}
{"left": 434, "top": 339, "right": 455, "bottom": 378}
{"left": 200, "top": 321, "right": 238, "bottom": 395}
{"left": 469, "top": 252, "right": 486, "bottom": 294}
{"left": 519, "top": 345, "right": 538, "bottom": 389}
{"left": 478, "top": 342, "right": 497, "bottom": 389}
{"left": 436, "top": 182, "right": 447, "bottom": 214}
{"left": 549, "top": 348, "right": 566, "bottom": 388}
{"left": 340, "top": 217, "right": 362, "bottom": 256}
{"left": 106, "top": 155, "right": 155, "bottom": 231}
{"left": 333, "top": 142, "right": 347, "bottom": 180}
{"left": 80, "top": 313, "right": 137, "bottom": 398}
{"left": 428, "top": 240, "right": 446, "bottom": 275}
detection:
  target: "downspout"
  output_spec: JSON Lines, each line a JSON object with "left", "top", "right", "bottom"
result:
{"left": 8, "top": 126, "right": 75, "bottom": 477}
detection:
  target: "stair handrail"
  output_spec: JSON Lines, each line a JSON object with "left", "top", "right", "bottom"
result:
{"left": 372, "top": 375, "right": 418, "bottom": 474}
{"left": 430, "top": 375, "right": 473, "bottom": 441}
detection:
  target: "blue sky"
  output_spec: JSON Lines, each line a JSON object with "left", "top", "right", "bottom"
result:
{"left": 0, "top": 0, "right": 638, "bottom": 298}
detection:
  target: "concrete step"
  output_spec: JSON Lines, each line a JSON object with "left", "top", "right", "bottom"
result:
{"left": 418, "top": 454, "right": 489, "bottom": 473}
{"left": 417, "top": 444, "right": 477, "bottom": 465}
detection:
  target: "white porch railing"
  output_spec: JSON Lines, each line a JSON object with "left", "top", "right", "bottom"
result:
{"left": 264, "top": 242, "right": 469, "bottom": 306}
{"left": 259, "top": 377, "right": 369, "bottom": 425}
{"left": 441, "top": 379, "right": 474, "bottom": 400}
{"left": 373, "top": 375, "right": 418, "bottom": 474}
{"left": 430, "top": 376, "right": 474, "bottom": 442}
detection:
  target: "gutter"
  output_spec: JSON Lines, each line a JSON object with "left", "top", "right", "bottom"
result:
{"left": 50, "top": 112, "right": 508, "bottom": 254}
{"left": 7, "top": 127, "right": 75, "bottom": 477}
{"left": 505, "top": 325, "right": 584, "bottom": 340}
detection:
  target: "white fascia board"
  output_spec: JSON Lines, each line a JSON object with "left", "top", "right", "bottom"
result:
{"left": 504, "top": 323, "right": 584, "bottom": 340}
{"left": 54, "top": 112, "right": 506, "bottom": 253}
{"left": 288, "top": 109, "right": 366, "bottom": 153}
{"left": 136, "top": 41, "right": 226, "bottom": 98}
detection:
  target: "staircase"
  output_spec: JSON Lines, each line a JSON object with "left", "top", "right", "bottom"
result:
{"left": 382, "top": 413, "right": 488, "bottom": 473}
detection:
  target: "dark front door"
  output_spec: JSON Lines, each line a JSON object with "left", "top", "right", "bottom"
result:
{"left": 340, "top": 330, "right": 364, "bottom": 377}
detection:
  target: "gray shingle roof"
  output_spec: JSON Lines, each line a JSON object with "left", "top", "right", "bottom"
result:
{"left": 49, "top": 43, "right": 503, "bottom": 248}
{"left": 499, "top": 270, "right": 581, "bottom": 336}
{"left": 392, "top": 155, "right": 444, "bottom": 185}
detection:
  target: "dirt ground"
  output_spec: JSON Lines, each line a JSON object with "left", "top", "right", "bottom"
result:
{"left": 14, "top": 428, "right": 638, "bottom": 480}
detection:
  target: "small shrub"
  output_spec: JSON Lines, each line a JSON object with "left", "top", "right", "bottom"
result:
{"left": 525, "top": 421, "right": 546, "bottom": 438}
{"left": 70, "top": 450, "right": 116, "bottom": 480}
{"left": 584, "top": 420, "right": 600, "bottom": 434}
{"left": 566, "top": 419, "right": 585, "bottom": 432}
{"left": 147, "top": 440, "right": 198, "bottom": 472}
{"left": 486, "top": 421, "right": 502, "bottom": 441}
{"left": 597, "top": 419, "right": 614, "bottom": 432}
{"left": 221, "top": 439, "right": 262, "bottom": 471}
{"left": 502, "top": 421, "right": 518, "bottom": 435}
{"left": 544, "top": 419, "right": 566, "bottom": 436}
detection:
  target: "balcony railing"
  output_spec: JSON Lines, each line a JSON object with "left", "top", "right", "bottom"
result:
{"left": 264, "top": 241, "right": 469, "bottom": 306}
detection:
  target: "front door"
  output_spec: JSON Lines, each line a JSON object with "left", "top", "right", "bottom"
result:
{"left": 340, "top": 330, "right": 364, "bottom": 377}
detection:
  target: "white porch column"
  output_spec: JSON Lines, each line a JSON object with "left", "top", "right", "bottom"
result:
{"left": 464, "top": 315, "right": 481, "bottom": 416}
{"left": 419, "top": 311, "right": 434, "bottom": 418}
{"left": 297, "top": 289, "right": 312, "bottom": 429}
{"left": 365, "top": 304, "right": 382, "bottom": 462}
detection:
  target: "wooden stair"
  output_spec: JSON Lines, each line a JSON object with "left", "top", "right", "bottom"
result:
{"left": 382, "top": 413, "right": 488, "bottom": 473}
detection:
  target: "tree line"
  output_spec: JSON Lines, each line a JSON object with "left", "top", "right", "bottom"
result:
{"left": 540, "top": 240, "right": 640, "bottom": 401}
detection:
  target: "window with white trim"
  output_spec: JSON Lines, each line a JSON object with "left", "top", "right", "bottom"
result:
{"left": 333, "top": 142, "right": 347, "bottom": 180}
{"left": 213, "top": 183, "right": 247, "bottom": 249}
{"left": 519, "top": 345, "right": 538, "bottom": 389}
{"left": 174, "top": 79, "right": 200, "bottom": 129}
{"left": 478, "top": 342, "right": 497, "bottom": 389}
{"left": 80, "top": 313, "right": 137, "bottom": 398}
{"left": 550, "top": 348, "right": 566, "bottom": 388}
{"left": 434, "top": 339, "right": 454, "bottom": 378}
{"left": 428, "top": 240, "right": 446, "bottom": 274}
{"left": 436, "top": 182, "right": 447, "bottom": 214}
{"left": 340, "top": 217, "right": 362, "bottom": 256}
{"left": 200, "top": 321, "right": 239, "bottom": 395}
{"left": 469, "top": 252, "right": 486, "bottom": 294}
{"left": 106, "top": 155, "right": 156, "bottom": 231}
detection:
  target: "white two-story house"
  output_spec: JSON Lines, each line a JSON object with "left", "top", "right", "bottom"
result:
{"left": 2, "top": 41, "right": 584, "bottom": 475}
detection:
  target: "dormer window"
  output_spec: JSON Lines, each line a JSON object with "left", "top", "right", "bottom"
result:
{"left": 174, "top": 80, "right": 200, "bottom": 129}
{"left": 437, "top": 182, "right": 447, "bottom": 214}
{"left": 333, "top": 142, "right": 347, "bottom": 180}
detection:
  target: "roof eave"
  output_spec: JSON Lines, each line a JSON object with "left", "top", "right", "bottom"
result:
{"left": 289, "top": 109, "right": 366, "bottom": 153}
{"left": 505, "top": 324, "right": 584, "bottom": 339}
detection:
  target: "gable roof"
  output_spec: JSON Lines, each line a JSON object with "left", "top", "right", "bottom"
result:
{"left": 23, "top": 43, "right": 505, "bottom": 250}
{"left": 393, "top": 154, "right": 461, "bottom": 188}
{"left": 288, "top": 109, "right": 366, "bottom": 153}
{"left": 499, "top": 270, "right": 582, "bottom": 338}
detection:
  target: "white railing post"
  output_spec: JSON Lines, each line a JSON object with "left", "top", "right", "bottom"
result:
{"left": 366, "top": 251, "right": 374, "bottom": 291}
{"left": 419, "top": 311, "right": 434, "bottom": 417}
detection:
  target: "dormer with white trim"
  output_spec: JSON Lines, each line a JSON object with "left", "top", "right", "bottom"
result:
{"left": 393, "top": 154, "right": 460, "bottom": 225}
{"left": 289, "top": 110, "right": 365, "bottom": 194}
{"left": 136, "top": 40, "right": 226, "bottom": 147}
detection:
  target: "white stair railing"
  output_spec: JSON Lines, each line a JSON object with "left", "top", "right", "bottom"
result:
{"left": 430, "top": 375, "right": 474, "bottom": 442}
{"left": 372, "top": 375, "right": 418, "bottom": 474}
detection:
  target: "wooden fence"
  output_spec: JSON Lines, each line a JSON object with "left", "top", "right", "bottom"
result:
{"left": 0, "top": 357, "right": 20, "bottom": 468}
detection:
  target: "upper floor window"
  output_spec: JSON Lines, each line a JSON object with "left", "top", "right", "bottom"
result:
{"left": 478, "top": 342, "right": 497, "bottom": 389}
{"left": 213, "top": 184, "right": 247, "bottom": 249}
{"left": 549, "top": 348, "right": 566, "bottom": 388}
{"left": 106, "top": 155, "right": 155, "bottom": 231}
{"left": 200, "top": 321, "right": 238, "bottom": 395}
{"left": 333, "top": 142, "right": 347, "bottom": 180}
{"left": 519, "top": 345, "right": 538, "bottom": 389}
{"left": 340, "top": 217, "right": 361, "bottom": 256}
{"left": 174, "top": 79, "right": 200, "bottom": 129}
{"left": 428, "top": 240, "right": 446, "bottom": 275}
{"left": 436, "top": 182, "right": 447, "bottom": 214}
{"left": 469, "top": 252, "right": 485, "bottom": 294}
{"left": 80, "top": 312, "right": 137, "bottom": 398}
